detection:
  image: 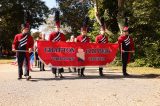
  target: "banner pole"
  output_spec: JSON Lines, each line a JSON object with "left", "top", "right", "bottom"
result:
{"left": 121, "top": 43, "right": 122, "bottom": 60}
{"left": 122, "top": 51, "right": 135, "bottom": 53}
{"left": 13, "top": 50, "right": 35, "bottom": 53}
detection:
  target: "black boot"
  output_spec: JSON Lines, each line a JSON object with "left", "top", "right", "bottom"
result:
{"left": 123, "top": 72, "right": 130, "bottom": 77}
{"left": 74, "top": 68, "right": 77, "bottom": 72}
{"left": 60, "top": 68, "right": 64, "bottom": 73}
{"left": 99, "top": 70, "right": 104, "bottom": 76}
{"left": 18, "top": 72, "right": 23, "bottom": 80}
{"left": 42, "top": 64, "right": 45, "bottom": 71}
{"left": 81, "top": 68, "right": 85, "bottom": 77}
{"left": 59, "top": 68, "right": 64, "bottom": 78}
{"left": 18, "top": 75, "right": 22, "bottom": 80}
{"left": 40, "top": 62, "right": 42, "bottom": 71}
{"left": 52, "top": 68, "right": 57, "bottom": 77}
{"left": 59, "top": 73, "right": 64, "bottom": 78}
{"left": 99, "top": 67, "right": 104, "bottom": 77}
{"left": 26, "top": 76, "right": 31, "bottom": 80}
{"left": 78, "top": 68, "right": 80, "bottom": 76}
{"left": 68, "top": 67, "right": 72, "bottom": 72}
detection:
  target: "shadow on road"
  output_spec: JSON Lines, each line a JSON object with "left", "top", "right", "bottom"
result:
{"left": 29, "top": 73, "right": 160, "bottom": 82}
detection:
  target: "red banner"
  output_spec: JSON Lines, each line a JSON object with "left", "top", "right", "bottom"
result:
{"left": 37, "top": 41, "right": 119, "bottom": 66}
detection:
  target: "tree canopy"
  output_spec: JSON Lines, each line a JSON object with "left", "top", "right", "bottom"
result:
{"left": 0, "top": 0, "right": 160, "bottom": 67}
{"left": 0, "top": 0, "right": 50, "bottom": 52}
{"left": 54, "top": 0, "right": 91, "bottom": 35}
{"left": 55, "top": 0, "right": 160, "bottom": 67}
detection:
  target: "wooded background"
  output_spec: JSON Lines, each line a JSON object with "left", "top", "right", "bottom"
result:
{"left": 0, "top": 0, "right": 159, "bottom": 67}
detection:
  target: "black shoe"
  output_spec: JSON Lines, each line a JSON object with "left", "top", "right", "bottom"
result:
{"left": 74, "top": 68, "right": 77, "bottom": 72}
{"left": 81, "top": 74, "right": 85, "bottom": 77}
{"left": 18, "top": 77, "right": 22, "bottom": 80}
{"left": 78, "top": 71, "right": 80, "bottom": 76}
{"left": 54, "top": 74, "right": 57, "bottom": 78}
{"left": 52, "top": 69, "right": 56, "bottom": 75}
{"left": 100, "top": 74, "right": 104, "bottom": 77}
{"left": 43, "top": 69, "right": 45, "bottom": 71}
{"left": 26, "top": 76, "right": 31, "bottom": 80}
{"left": 78, "top": 74, "right": 81, "bottom": 77}
{"left": 60, "top": 75, "right": 64, "bottom": 78}
{"left": 123, "top": 73, "right": 130, "bottom": 77}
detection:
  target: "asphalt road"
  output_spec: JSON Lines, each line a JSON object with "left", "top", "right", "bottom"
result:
{"left": 0, "top": 64, "right": 160, "bottom": 106}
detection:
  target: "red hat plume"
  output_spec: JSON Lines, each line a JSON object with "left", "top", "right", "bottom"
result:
{"left": 123, "top": 26, "right": 129, "bottom": 31}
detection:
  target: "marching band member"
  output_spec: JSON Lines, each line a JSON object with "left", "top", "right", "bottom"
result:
{"left": 38, "top": 33, "right": 46, "bottom": 71}
{"left": 95, "top": 17, "right": 108, "bottom": 77}
{"left": 48, "top": 10, "right": 66, "bottom": 78}
{"left": 118, "top": 26, "right": 134, "bottom": 77}
{"left": 12, "top": 12, "right": 34, "bottom": 80}
{"left": 68, "top": 35, "right": 77, "bottom": 72}
{"left": 76, "top": 16, "right": 90, "bottom": 77}
{"left": 34, "top": 37, "right": 40, "bottom": 68}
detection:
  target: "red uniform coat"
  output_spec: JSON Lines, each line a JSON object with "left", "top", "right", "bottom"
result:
{"left": 118, "top": 35, "right": 134, "bottom": 62}
{"left": 76, "top": 35, "right": 90, "bottom": 43}
{"left": 12, "top": 33, "right": 34, "bottom": 69}
{"left": 48, "top": 32, "right": 66, "bottom": 42}
{"left": 118, "top": 35, "right": 134, "bottom": 51}
{"left": 12, "top": 33, "right": 34, "bottom": 50}
{"left": 95, "top": 34, "right": 108, "bottom": 43}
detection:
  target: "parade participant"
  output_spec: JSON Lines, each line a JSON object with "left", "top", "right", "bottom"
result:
{"left": 68, "top": 35, "right": 77, "bottom": 72}
{"left": 12, "top": 13, "right": 34, "bottom": 80}
{"left": 36, "top": 33, "right": 46, "bottom": 71}
{"left": 118, "top": 26, "right": 134, "bottom": 77}
{"left": 39, "top": 33, "right": 45, "bottom": 71}
{"left": 34, "top": 37, "right": 40, "bottom": 68}
{"left": 95, "top": 17, "right": 108, "bottom": 77}
{"left": 76, "top": 16, "right": 90, "bottom": 77}
{"left": 48, "top": 10, "right": 66, "bottom": 78}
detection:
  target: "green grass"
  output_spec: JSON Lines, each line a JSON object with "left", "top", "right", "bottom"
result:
{"left": 0, "top": 59, "right": 15, "bottom": 64}
{"left": 0, "top": 58, "right": 15, "bottom": 64}
{"left": 0, "top": 58, "right": 160, "bottom": 74}
{"left": 108, "top": 66, "right": 160, "bottom": 74}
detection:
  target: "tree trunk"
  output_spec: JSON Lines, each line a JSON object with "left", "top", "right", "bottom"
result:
{"left": 117, "top": 0, "right": 125, "bottom": 34}
{"left": 94, "top": 0, "right": 114, "bottom": 35}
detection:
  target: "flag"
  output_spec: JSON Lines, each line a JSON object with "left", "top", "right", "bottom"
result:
{"left": 30, "top": 53, "right": 34, "bottom": 65}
